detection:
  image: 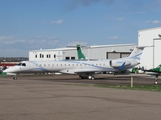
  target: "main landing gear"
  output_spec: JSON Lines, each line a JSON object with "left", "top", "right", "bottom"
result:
{"left": 88, "top": 75, "right": 95, "bottom": 80}
{"left": 13, "top": 75, "right": 17, "bottom": 80}
{"left": 79, "top": 75, "right": 95, "bottom": 80}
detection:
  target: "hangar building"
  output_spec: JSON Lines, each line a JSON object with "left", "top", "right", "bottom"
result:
{"left": 29, "top": 44, "right": 136, "bottom": 61}
{"left": 138, "top": 27, "right": 161, "bottom": 69}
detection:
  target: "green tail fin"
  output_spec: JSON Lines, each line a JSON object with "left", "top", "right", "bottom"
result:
{"left": 77, "top": 44, "right": 86, "bottom": 59}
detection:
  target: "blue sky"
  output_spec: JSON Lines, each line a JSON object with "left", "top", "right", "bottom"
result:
{"left": 1, "top": 0, "right": 161, "bottom": 57}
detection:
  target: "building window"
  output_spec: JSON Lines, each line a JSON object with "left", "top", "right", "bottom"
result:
{"left": 42, "top": 55, "right": 44, "bottom": 58}
{"left": 35, "top": 55, "right": 37, "bottom": 58}
{"left": 71, "top": 57, "right": 75, "bottom": 60}
{"left": 54, "top": 54, "right": 56, "bottom": 58}
{"left": 49, "top": 54, "right": 51, "bottom": 58}
{"left": 47, "top": 55, "right": 48, "bottom": 58}
{"left": 66, "top": 57, "right": 70, "bottom": 60}
{"left": 40, "top": 54, "right": 42, "bottom": 58}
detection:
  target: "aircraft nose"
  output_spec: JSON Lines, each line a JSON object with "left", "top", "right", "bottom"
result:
{"left": 3, "top": 69, "right": 8, "bottom": 73}
{"left": 3, "top": 67, "right": 14, "bottom": 73}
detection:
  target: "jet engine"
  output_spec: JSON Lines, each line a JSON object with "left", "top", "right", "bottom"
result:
{"left": 109, "top": 60, "right": 131, "bottom": 68}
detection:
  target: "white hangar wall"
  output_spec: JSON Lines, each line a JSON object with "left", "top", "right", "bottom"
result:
{"left": 29, "top": 44, "right": 136, "bottom": 61}
{"left": 138, "top": 27, "right": 161, "bottom": 69}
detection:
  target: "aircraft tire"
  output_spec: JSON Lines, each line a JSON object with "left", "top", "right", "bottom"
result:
{"left": 13, "top": 76, "right": 17, "bottom": 80}
{"left": 91, "top": 76, "right": 95, "bottom": 80}
{"left": 154, "top": 81, "right": 158, "bottom": 85}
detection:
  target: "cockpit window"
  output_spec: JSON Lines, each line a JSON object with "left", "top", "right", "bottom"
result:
{"left": 16, "top": 63, "right": 26, "bottom": 66}
{"left": 22, "top": 63, "right": 26, "bottom": 66}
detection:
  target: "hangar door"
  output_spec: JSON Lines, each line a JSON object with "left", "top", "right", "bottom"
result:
{"left": 121, "top": 53, "right": 130, "bottom": 58}
{"left": 107, "top": 53, "right": 120, "bottom": 59}
{"left": 107, "top": 52, "right": 130, "bottom": 59}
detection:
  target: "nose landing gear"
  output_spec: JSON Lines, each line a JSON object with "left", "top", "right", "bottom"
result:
{"left": 154, "top": 75, "right": 158, "bottom": 85}
{"left": 79, "top": 75, "right": 95, "bottom": 80}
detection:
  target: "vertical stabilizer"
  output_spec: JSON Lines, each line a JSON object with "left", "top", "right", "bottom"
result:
{"left": 77, "top": 44, "right": 86, "bottom": 59}
{"left": 128, "top": 46, "right": 145, "bottom": 60}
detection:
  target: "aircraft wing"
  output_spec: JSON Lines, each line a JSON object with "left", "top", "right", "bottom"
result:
{"left": 145, "top": 71, "right": 160, "bottom": 76}
{"left": 59, "top": 68, "right": 105, "bottom": 74}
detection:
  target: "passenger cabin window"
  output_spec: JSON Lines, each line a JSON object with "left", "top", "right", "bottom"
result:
{"left": 66, "top": 57, "right": 70, "bottom": 60}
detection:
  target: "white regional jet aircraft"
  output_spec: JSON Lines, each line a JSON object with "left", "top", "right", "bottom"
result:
{"left": 3, "top": 46, "right": 145, "bottom": 80}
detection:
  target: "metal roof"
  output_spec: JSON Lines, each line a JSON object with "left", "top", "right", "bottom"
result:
{"left": 138, "top": 26, "right": 161, "bottom": 32}
{"left": 29, "top": 43, "right": 137, "bottom": 52}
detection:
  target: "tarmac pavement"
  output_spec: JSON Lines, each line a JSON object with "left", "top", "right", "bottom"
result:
{"left": 0, "top": 74, "right": 161, "bottom": 120}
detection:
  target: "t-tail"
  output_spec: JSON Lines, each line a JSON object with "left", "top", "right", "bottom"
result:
{"left": 77, "top": 44, "right": 86, "bottom": 59}
{"left": 128, "top": 46, "right": 145, "bottom": 61}
{"left": 109, "top": 46, "right": 145, "bottom": 71}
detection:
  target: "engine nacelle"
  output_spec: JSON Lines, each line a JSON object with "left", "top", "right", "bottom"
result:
{"left": 109, "top": 60, "right": 131, "bottom": 68}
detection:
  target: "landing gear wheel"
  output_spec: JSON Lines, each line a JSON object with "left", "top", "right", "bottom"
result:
{"left": 88, "top": 76, "right": 95, "bottom": 80}
{"left": 154, "top": 76, "right": 158, "bottom": 85}
{"left": 91, "top": 76, "right": 95, "bottom": 80}
{"left": 79, "top": 75, "right": 86, "bottom": 79}
{"left": 88, "top": 76, "right": 92, "bottom": 79}
{"left": 13, "top": 76, "right": 17, "bottom": 80}
{"left": 154, "top": 81, "right": 158, "bottom": 85}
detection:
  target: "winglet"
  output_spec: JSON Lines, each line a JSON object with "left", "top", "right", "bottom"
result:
{"left": 118, "top": 62, "right": 126, "bottom": 70}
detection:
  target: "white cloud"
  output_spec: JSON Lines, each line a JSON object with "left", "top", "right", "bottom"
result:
{"left": 146, "top": 20, "right": 161, "bottom": 24}
{"left": 0, "top": 36, "right": 26, "bottom": 44}
{"left": 105, "top": 17, "right": 126, "bottom": 21}
{"left": 4, "top": 39, "right": 26, "bottom": 45}
{"left": 109, "top": 36, "right": 119, "bottom": 40}
{"left": 0, "top": 36, "right": 14, "bottom": 41}
{"left": 48, "top": 36, "right": 57, "bottom": 39}
{"left": 50, "top": 20, "right": 64, "bottom": 24}
{"left": 0, "top": 35, "right": 65, "bottom": 56}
